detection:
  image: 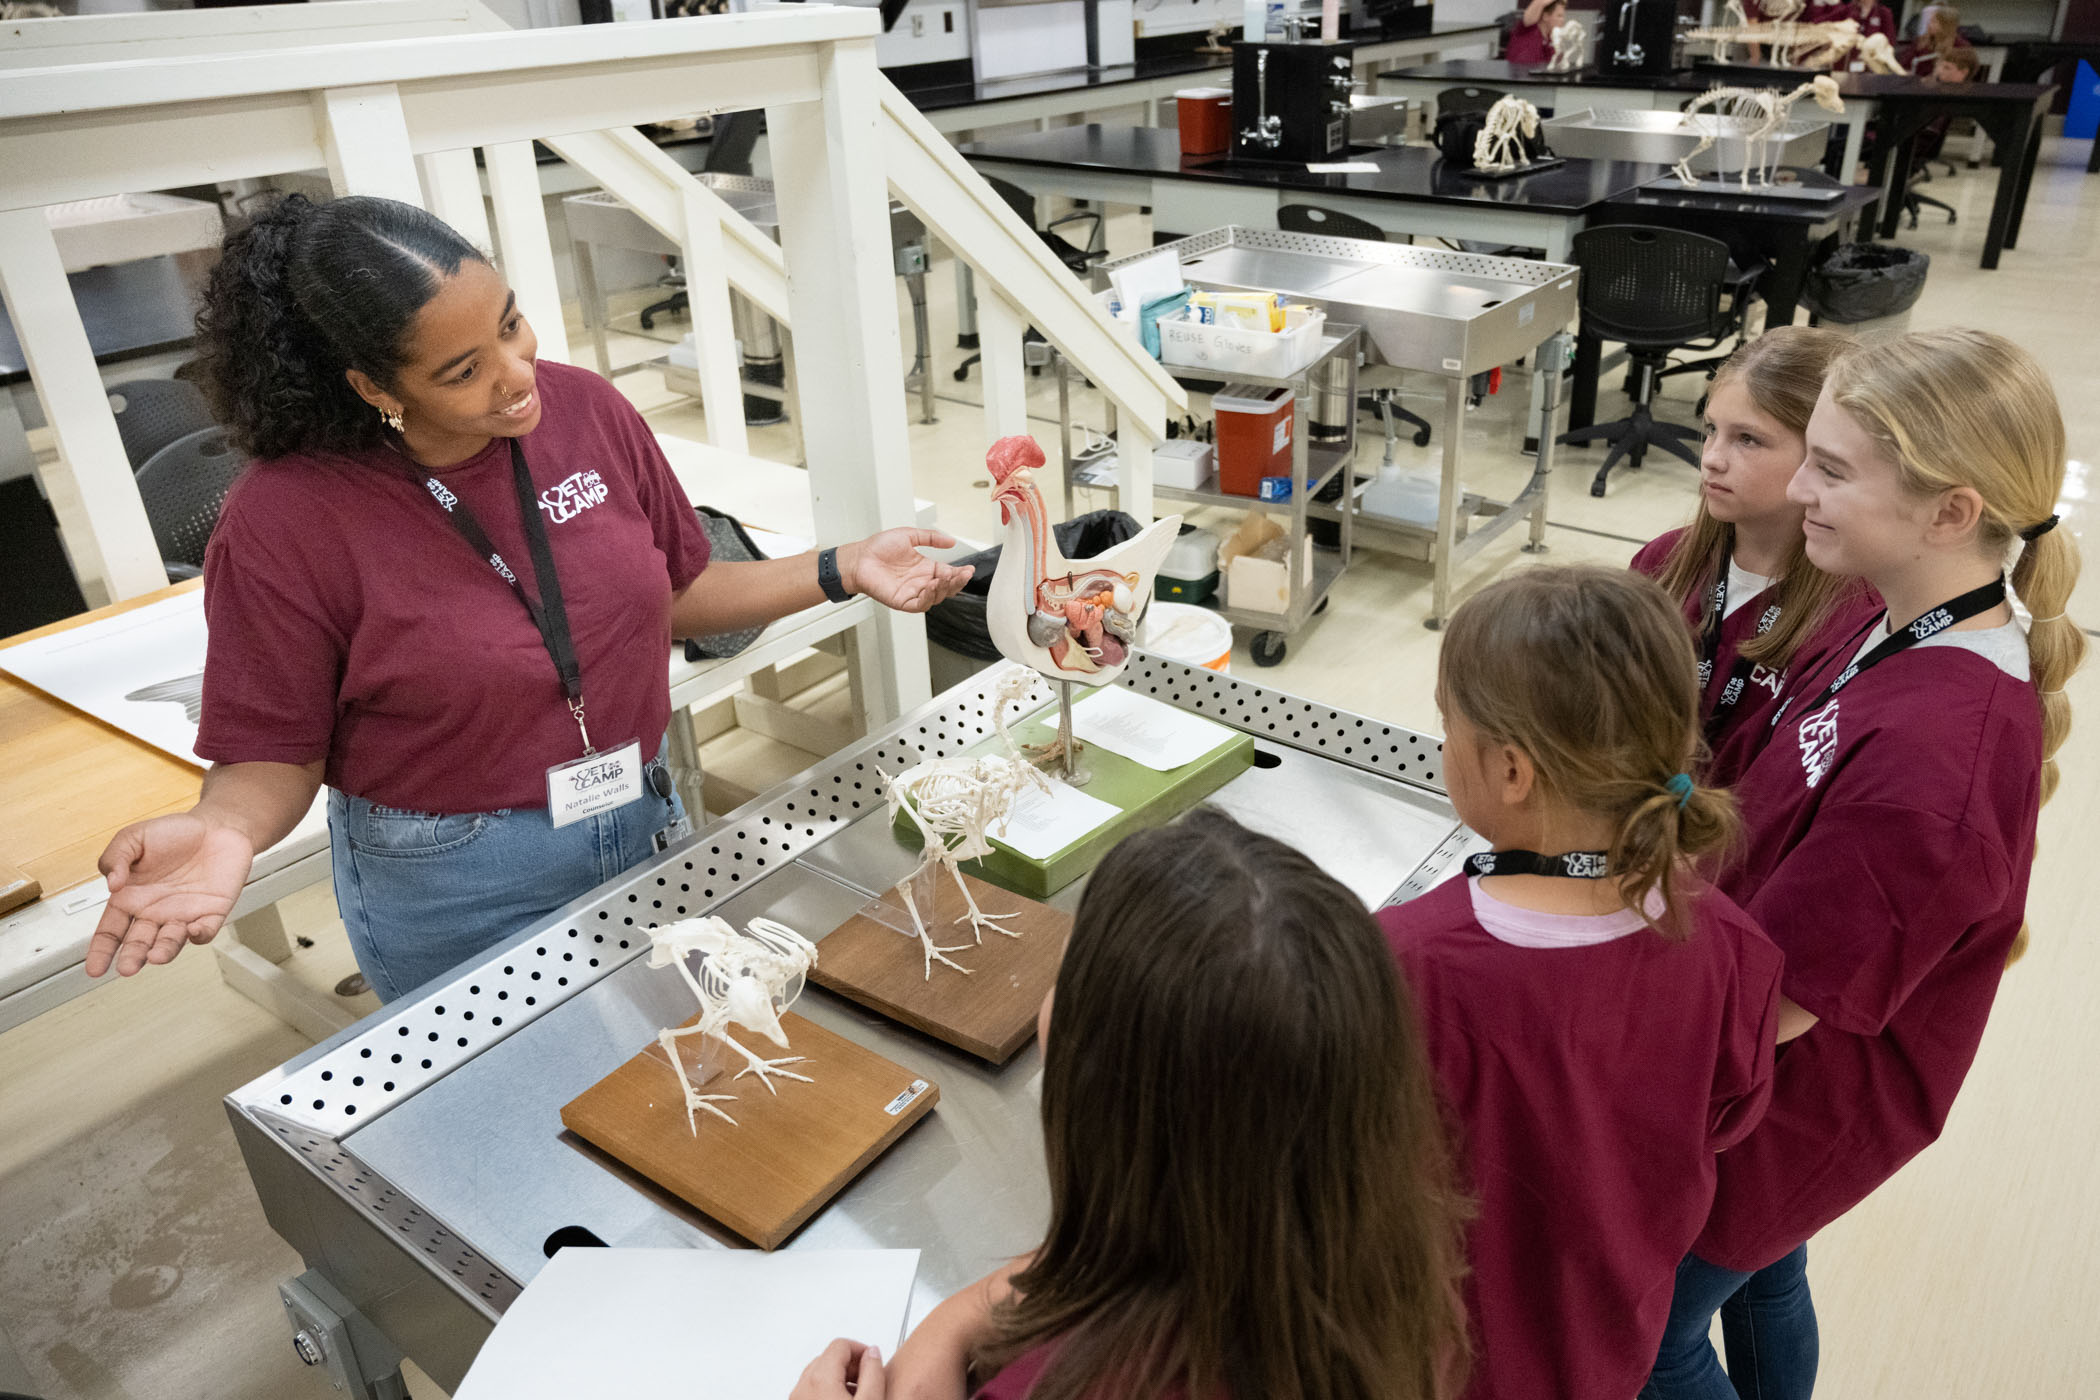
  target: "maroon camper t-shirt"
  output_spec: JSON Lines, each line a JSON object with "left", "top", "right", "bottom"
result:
{"left": 194, "top": 359, "right": 711, "bottom": 813}
{"left": 1696, "top": 628, "right": 2042, "bottom": 1272}
{"left": 1380, "top": 877, "right": 1782, "bottom": 1400}
{"left": 1632, "top": 528, "right": 1882, "bottom": 787}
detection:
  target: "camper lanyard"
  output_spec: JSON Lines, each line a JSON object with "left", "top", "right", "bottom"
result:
{"left": 1465, "top": 850, "right": 1610, "bottom": 879}
{"left": 419, "top": 439, "right": 592, "bottom": 754}
{"left": 1699, "top": 545, "right": 1777, "bottom": 716}
{"left": 1771, "top": 575, "right": 2007, "bottom": 730}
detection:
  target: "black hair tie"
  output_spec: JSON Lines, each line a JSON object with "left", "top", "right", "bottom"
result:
{"left": 2021, "top": 514, "right": 2060, "bottom": 542}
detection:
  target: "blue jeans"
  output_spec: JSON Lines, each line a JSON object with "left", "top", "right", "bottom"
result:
{"left": 329, "top": 747, "right": 685, "bottom": 1002}
{"left": 1642, "top": 1246, "right": 1818, "bottom": 1400}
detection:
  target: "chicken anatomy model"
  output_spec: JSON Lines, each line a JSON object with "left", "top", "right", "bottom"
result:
{"left": 985, "top": 434, "right": 1180, "bottom": 777}
{"left": 646, "top": 914, "right": 820, "bottom": 1131}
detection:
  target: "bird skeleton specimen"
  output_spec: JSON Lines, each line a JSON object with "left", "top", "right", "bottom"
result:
{"left": 1473, "top": 96, "right": 1546, "bottom": 174}
{"left": 986, "top": 434, "right": 1180, "bottom": 779}
{"left": 1672, "top": 76, "right": 1845, "bottom": 186}
{"left": 882, "top": 667, "right": 1052, "bottom": 979}
{"left": 1546, "top": 18, "right": 1589, "bottom": 73}
{"left": 646, "top": 914, "right": 819, "bottom": 1131}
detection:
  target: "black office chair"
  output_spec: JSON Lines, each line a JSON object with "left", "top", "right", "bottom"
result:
{"left": 1903, "top": 120, "right": 1960, "bottom": 228}
{"left": 1277, "top": 204, "right": 1433, "bottom": 451}
{"left": 1557, "top": 227, "right": 1760, "bottom": 498}
{"left": 108, "top": 377, "right": 215, "bottom": 469}
{"left": 955, "top": 176, "right": 1107, "bottom": 382}
{"left": 134, "top": 425, "right": 250, "bottom": 580}
{"left": 637, "top": 109, "right": 764, "bottom": 332}
{"left": 1437, "top": 85, "right": 1508, "bottom": 120}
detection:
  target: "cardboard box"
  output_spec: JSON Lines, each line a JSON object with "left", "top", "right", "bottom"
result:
{"left": 1225, "top": 539, "right": 1315, "bottom": 615}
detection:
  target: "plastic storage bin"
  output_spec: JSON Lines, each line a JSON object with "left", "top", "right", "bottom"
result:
{"left": 1156, "top": 309, "right": 1325, "bottom": 379}
{"left": 1212, "top": 383, "right": 1295, "bottom": 498}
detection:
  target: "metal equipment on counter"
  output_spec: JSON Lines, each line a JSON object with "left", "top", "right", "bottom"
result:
{"left": 1544, "top": 108, "right": 1843, "bottom": 200}
{"left": 1232, "top": 39, "right": 1357, "bottom": 163}
{"left": 1098, "top": 226, "right": 1578, "bottom": 626}
{"left": 227, "top": 659, "right": 1476, "bottom": 1398}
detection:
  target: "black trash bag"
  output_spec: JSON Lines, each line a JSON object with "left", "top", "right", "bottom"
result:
{"left": 925, "top": 508, "right": 1142, "bottom": 662}
{"left": 1802, "top": 243, "right": 1932, "bottom": 324}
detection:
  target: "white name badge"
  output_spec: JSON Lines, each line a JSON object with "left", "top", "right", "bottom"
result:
{"left": 546, "top": 740, "right": 645, "bottom": 829}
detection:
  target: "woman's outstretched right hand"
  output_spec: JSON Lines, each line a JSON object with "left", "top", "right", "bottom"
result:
{"left": 87, "top": 814, "right": 257, "bottom": 977}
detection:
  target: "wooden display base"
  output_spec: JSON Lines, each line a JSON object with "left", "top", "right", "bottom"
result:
{"left": 560, "top": 1011, "right": 938, "bottom": 1250}
{"left": 892, "top": 710, "right": 1256, "bottom": 899}
{"left": 808, "top": 873, "right": 1071, "bottom": 1064}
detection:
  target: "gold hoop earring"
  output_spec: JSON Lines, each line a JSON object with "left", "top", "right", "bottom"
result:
{"left": 380, "top": 406, "right": 405, "bottom": 434}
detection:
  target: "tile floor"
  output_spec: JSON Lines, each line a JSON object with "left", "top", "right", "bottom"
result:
{"left": 4, "top": 136, "right": 2099, "bottom": 1399}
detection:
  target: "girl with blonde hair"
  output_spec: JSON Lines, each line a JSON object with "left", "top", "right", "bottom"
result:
{"left": 1382, "top": 565, "right": 1784, "bottom": 1400}
{"left": 1633, "top": 326, "right": 1881, "bottom": 786}
{"left": 1643, "top": 328, "right": 2081, "bottom": 1400}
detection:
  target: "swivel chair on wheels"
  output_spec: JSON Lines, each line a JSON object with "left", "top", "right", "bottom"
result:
{"left": 954, "top": 176, "right": 1106, "bottom": 382}
{"left": 1557, "top": 226, "right": 1760, "bottom": 497}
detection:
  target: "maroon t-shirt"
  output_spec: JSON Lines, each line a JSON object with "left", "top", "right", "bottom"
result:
{"left": 1696, "top": 629, "right": 2042, "bottom": 1272}
{"left": 1804, "top": 0, "right": 1897, "bottom": 43}
{"left": 195, "top": 360, "right": 711, "bottom": 812}
{"left": 974, "top": 1342, "right": 1194, "bottom": 1399}
{"left": 1381, "top": 878, "right": 1782, "bottom": 1400}
{"left": 1504, "top": 19, "right": 1551, "bottom": 64}
{"left": 1631, "top": 528, "right": 1883, "bottom": 788}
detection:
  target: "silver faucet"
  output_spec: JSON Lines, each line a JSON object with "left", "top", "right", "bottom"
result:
{"left": 1240, "top": 49, "right": 1283, "bottom": 149}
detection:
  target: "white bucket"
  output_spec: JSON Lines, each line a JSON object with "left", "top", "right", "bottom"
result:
{"left": 1141, "top": 601, "right": 1233, "bottom": 673}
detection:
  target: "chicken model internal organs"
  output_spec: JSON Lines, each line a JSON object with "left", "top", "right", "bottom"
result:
{"left": 986, "top": 435, "right": 1181, "bottom": 686}
{"left": 646, "top": 914, "right": 820, "bottom": 1131}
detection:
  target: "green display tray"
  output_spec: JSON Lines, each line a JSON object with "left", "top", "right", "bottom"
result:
{"left": 891, "top": 701, "right": 1256, "bottom": 899}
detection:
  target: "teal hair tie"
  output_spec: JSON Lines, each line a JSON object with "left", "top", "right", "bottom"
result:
{"left": 1667, "top": 773, "right": 1694, "bottom": 808}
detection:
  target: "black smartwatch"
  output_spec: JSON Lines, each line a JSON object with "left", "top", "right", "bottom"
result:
{"left": 816, "top": 546, "right": 854, "bottom": 604}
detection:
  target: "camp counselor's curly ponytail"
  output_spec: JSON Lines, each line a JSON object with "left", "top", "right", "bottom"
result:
{"left": 192, "top": 194, "right": 487, "bottom": 460}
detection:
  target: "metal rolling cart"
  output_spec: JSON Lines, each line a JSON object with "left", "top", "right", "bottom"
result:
{"left": 1097, "top": 228, "right": 1580, "bottom": 628}
{"left": 1054, "top": 323, "right": 1362, "bottom": 668}
{"left": 224, "top": 659, "right": 1481, "bottom": 1399}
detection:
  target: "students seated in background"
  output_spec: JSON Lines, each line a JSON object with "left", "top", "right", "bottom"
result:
{"left": 1504, "top": 0, "right": 1566, "bottom": 66}
{"left": 1931, "top": 44, "right": 1981, "bottom": 82}
{"left": 795, "top": 810, "right": 1471, "bottom": 1400}
{"left": 1380, "top": 567, "right": 1785, "bottom": 1400}
{"left": 1900, "top": 3, "right": 1973, "bottom": 75}
{"left": 1805, "top": 0, "right": 1898, "bottom": 48}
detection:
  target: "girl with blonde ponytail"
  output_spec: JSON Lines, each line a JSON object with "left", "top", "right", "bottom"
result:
{"left": 1632, "top": 326, "right": 1882, "bottom": 786}
{"left": 1644, "top": 328, "right": 2079, "bottom": 1400}
{"left": 1380, "top": 565, "right": 1785, "bottom": 1400}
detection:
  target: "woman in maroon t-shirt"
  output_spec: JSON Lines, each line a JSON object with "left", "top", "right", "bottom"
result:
{"left": 1629, "top": 327, "right": 1880, "bottom": 788}
{"left": 795, "top": 812, "right": 1471, "bottom": 1400}
{"left": 1504, "top": 0, "right": 1566, "bottom": 66}
{"left": 1642, "top": 329, "right": 2081, "bottom": 1399}
{"left": 85, "top": 194, "right": 972, "bottom": 1001}
{"left": 1382, "top": 566, "right": 1782, "bottom": 1400}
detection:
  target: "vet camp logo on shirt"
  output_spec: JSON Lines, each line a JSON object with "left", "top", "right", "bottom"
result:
{"left": 538, "top": 469, "right": 610, "bottom": 524}
{"left": 1797, "top": 701, "right": 1842, "bottom": 788}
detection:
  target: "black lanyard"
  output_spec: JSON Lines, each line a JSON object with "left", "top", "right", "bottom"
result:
{"left": 1771, "top": 575, "right": 2007, "bottom": 730}
{"left": 417, "top": 439, "right": 594, "bottom": 753}
{"left": 1466, "top": 849, "right": 1611, "bottom": 879}
{"left": 1699, "top": 545, "right": 1779, "bottom": 716}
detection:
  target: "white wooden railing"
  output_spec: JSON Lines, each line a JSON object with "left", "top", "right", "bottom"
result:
{"left": 0, "top": 2, "right": 1188, "bottom": 717}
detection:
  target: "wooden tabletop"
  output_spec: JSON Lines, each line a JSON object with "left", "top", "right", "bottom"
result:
{"left": 0, "top": 581, "right": 207, "bottom": 903}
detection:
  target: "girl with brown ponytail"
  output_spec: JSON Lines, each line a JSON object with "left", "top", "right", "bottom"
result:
{"left": 1632, "top": 326, "right": 1882, "bottom": 786}
{"left": 1643, "top": 328, "right": 2081, "bottom": 1400}
{"left": 1379, "top": 566, "right": 1785, "bottom": 1400}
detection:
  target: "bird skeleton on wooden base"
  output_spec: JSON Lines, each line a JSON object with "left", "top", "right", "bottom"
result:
{"left": 1474, "top": 95, "right": 1546, "bottom": 174}
{"left": 1546, "top": 18, "right": 1589, "bottom": 73}
{"left": 1672, "top": 75, "right": 1845, "bottom": 187}
{"left": 882, "top": 667, "right": 1053, "bottom": 978}
{"left": 646, "top": 914, "right": 819, "bottom": 1131}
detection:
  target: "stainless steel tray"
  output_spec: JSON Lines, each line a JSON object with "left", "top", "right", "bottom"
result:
{"left": 226, "top": 658, "right": 1469, "bottom": 1392}
{"left": 1099, "top": 226, "right": 1578, "bottom": 378}
{"left": 1543, "top": 106, "right": 1832, "bottom": 176}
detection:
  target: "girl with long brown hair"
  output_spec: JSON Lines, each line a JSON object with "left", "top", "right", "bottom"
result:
{"left": 798, "top": 808, "right": 1471, "bottom": 1400}
{"left": 1380, "top": 566, "right": 1785, "bottom": 1400}
{"left": 1632, "top": 326, "right": 1882, "bottom": 786}
{"left": 1642, "top": 328, "right": 2082, "bottom": 1400}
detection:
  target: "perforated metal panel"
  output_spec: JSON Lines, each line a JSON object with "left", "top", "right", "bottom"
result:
{"left": 239, "top": 659, "right": 1442, "bottom": 1136}
{"left": 1107, "top": 224, "right": 1568, "bottom": 288}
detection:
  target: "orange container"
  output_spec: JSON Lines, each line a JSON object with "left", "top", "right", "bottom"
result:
{"left": 1175, "top": 87, "right": 1234, "bottom": 157}
{"left": 1212, "top": 383, "right": 1295, "bottom": 498}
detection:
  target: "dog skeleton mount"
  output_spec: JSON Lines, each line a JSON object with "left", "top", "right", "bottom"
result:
{"left": 647, "top": 914, "right": 819, "bottom": 1131}
{"left": 1671, "top": 75, "right": 1845, "bottom": 186}
{"left": 882, "top": 667, "right": 1054, "bottom": 979}
{"left": 1473, "top": 95, "right": 1549, "bottom": 173}
{"left": 1545, "top": 18, "right": 1589, "bottom": 73}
